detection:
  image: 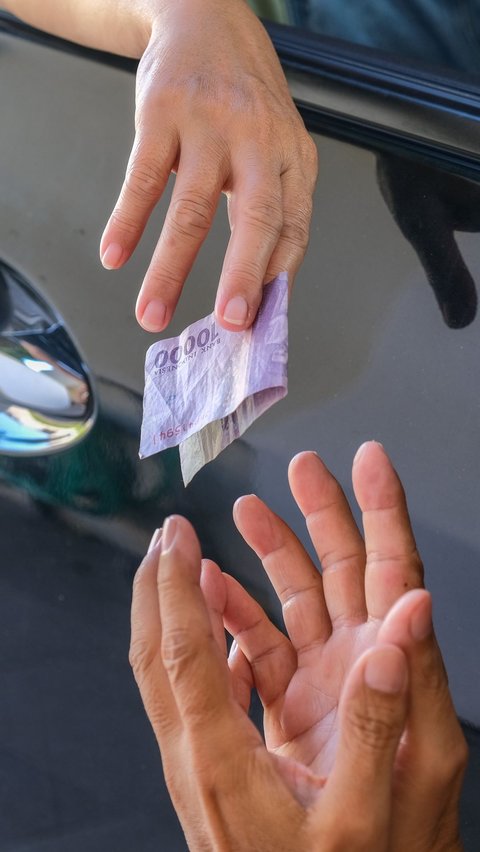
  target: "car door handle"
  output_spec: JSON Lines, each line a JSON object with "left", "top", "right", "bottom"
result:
{"left": 0, "top": 259, "right": 95, "bottom": 455}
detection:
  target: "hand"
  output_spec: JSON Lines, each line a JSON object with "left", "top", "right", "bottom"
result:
{"left": 130, "top": 442, "right": 467, "bottom": 851}
{"left": 228, "top": 442, "right": 467, "bottom": 848}
{"left": 100, "top": 0, "right": 317, "bottom": 333}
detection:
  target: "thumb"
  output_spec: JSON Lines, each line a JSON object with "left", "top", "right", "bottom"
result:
{"left": 319, "top": 645, "right": 408, "bottom": 849}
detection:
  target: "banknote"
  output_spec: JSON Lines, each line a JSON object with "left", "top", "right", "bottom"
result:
{"left": 139, "top": 272, "right": 288, "bottom": 485}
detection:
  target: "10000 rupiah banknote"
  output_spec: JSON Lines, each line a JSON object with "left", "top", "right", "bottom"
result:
{"left": 139, "top": 272, "right": 288, "bottom": 485}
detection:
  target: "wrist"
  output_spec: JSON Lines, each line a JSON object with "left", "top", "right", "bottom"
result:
{"left": 130, "top": 2, "right": 167, "bottom": 56}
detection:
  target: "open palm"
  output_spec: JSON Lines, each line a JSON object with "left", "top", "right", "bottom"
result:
{"left": 203, "top": 443, "right": 424, "bottom": 778}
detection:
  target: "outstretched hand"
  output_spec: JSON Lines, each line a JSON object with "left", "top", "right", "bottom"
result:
{"left": 130, "top": 442, "right": 466, "bottom": 851}
{"left": 5, "top": 0, "right": 316, "bottom": 331}
{"left": 225, "top": 443, "right": 466, "bottom": 846}
{"left": 100, "top": 0, "right": 317, "bottom": 333}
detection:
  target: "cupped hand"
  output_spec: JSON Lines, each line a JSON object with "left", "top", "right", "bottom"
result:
{"left": 130, "top": 442, "right": 466, "bottom": 851}
{"left": 100, "top": 0, "right": 317, "bottom": 333}
{"left": 228, "top": 441, "right": 424, "bottom": 772}
{"left": 227, "top": 441, "right": 466, "bottom": 848}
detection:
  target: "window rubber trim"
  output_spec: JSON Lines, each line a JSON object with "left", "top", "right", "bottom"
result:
{"left": 1, "top": 13, "right": 480, "bottom": 175}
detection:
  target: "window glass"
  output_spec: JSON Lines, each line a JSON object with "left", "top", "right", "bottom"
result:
{"left": 250, "top": 0, "right": 480, "bottom": 77}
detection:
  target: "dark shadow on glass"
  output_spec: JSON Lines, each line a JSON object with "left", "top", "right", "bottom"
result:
{"left": 376, "top": 155, "right": 480, "bottom": 328}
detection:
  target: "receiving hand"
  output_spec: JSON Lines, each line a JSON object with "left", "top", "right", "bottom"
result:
{"left": 130, "top": 442, "right": 467, "bottom": 851}
{"left": 100, "top": 0, "right": 317, "bottom": 333}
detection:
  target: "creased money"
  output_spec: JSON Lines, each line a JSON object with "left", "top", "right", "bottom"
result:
{"left": 139, "top": 272, "right": 288, "bottom": 485}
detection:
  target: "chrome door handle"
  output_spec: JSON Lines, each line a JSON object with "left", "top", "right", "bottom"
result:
{"left": 0, "top": 260, "right": 95, "bottom": 455}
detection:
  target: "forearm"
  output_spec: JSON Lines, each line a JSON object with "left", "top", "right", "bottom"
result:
{"left": 2, "top": 0, "right": 168, "bottom": 57}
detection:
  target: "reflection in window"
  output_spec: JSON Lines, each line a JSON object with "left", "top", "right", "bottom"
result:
{"left": 376, "top": 155, "right": 480, "bottom": 329}
{"left": 251, "top": 0, "right": 480, "bottom": 76}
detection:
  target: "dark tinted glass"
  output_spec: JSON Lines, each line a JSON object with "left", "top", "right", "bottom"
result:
{"left": 250, "top": 0, "right": 480, "bottom": 77}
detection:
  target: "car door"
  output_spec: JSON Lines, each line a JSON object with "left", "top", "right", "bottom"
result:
{"left": 1, "top": 7, "right": 480, "bottom": 850}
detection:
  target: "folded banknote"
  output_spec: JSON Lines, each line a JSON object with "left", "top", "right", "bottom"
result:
{"left": 139, "top": 272, "right": 288, "bottom": 485}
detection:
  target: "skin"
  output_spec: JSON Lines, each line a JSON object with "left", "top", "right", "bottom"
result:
{"left": 130, "top": 442, "right": 467, "bottom": 851}
{"left": 4, "top": 0, "right": 317, "bottom": 332}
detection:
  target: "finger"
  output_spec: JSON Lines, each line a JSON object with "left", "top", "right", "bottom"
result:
{"left": 352, "top": 442, "right": 424, "bottom": 619}
{"left": 288, "top": 452, "right": 367, "bottom": 628}
{"left": 215, "top": 155, "right": 283, "bottom": 330}
{"left": 201, "top": 562, "right": 253, "bottom": 712}
{"left": 233, "top": 494, "right": 331, "bottom": 653}
{"left": 319, "top": 645, "right": 408, "bottom": 849}
{"left": 264, "top": 165, "right": 314, "bottom": 291}
{"left": 200, "top": 559, "right": 228, "bottom": 656}
{"left": 158, "top": 516, "right": 259, "bottom": 748}
{"left": 135, "top": 139, "right": 229, "bottom": 331}
{"left": 129, "top": 529, "right": 181, "bottom": 740}
{"left": 378, "top": 590, "right": 467, "bottom": 835}
{"left": 100, "top": 130, "right": 177, "bottom": 272}
{"left": 228, "top": 640, "right": 254, "bottom": 714}
{"left": 223, "top": 572, "right": 296, "bottom": 709}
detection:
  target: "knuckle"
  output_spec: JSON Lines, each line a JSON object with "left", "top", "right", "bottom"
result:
{"left": 346, "top": 704, "right": 402, "bottom": 751}
{"left": 125, "top": 158, "right": 166, "bottom": 202}
{"left": 109, "top": 207, "right": 139, "bottom": 237}
{"left": 281, "top": 204, "right": 312, "bottom": 251}
{"left": 161, "top": 631, "right": 225, "bottom": 729}
{"left": 129, "top": 636, "right": 157, "bottom": 682}
{"left": 367, "top": 549, "right": 424, "bottom": 587}
{"left": 168, "top": 193, "right": 215, "bottom": 240}
{"left": 162, "top": 763, "right": 185, "bottom": 805}
{"left": 303, "top": 134, "right": 319, "bottom": 172}
{"left": 143, "top": 693, "right": 178, "bottom": 740}
{"left": 287, "top": 131, "right": 318, "bottom": 187}
{"left": 223, "top": 259, "right": 262, "bottom": 292}
{"left": 161, "top": 626, "right": 197, "bottom": 678}
{"left": 143, "top": 265, "right": 182, "bottom": 294}
{"left": 429, "top": 735, "right": 469, "bottom": 786}
{"left": 243, "top": 196, "right": 283, "bottom": 237}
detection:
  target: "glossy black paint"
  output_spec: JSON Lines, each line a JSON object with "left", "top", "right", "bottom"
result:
{"left": 1, "top": 16, "right": 480, "bottom": 851}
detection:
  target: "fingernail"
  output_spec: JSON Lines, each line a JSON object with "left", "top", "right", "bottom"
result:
{"left": 354, "top": 441, "right": 384, "bottom": 463}
{"left": 141, "top": 299, "right": 167, "bottom": 332}
{"left": 101, "top": 243, "right": 123, "bottom": 269}
{"left": 223, "top": 296, "right": 249, "bottom": 326}
{"left": 148, "top": 527, "right": 162, "bottom": 554}
{"left": 365, "top": 647, "right": 407, "bottom": 694}
{"left": 163, "top": 517, "right": 177, "bottom": 552}
{"left": 410, "top": 597, "right": 432, "bottom": 641}
{"left": 233, "top": 494, "right": 252, "bottom": 512}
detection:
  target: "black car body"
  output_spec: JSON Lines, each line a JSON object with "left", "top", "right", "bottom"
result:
{"left": 1, "top": 8, "right": 480, "bottom": 850}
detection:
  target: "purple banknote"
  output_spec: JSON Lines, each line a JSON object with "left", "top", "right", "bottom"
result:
{"left": 139, "top": 272, "right": 288, "bottom": 484}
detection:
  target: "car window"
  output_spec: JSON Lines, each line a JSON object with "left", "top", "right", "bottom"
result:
{"left": 250, "top": 0, "right": 480, "bottom": 78}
